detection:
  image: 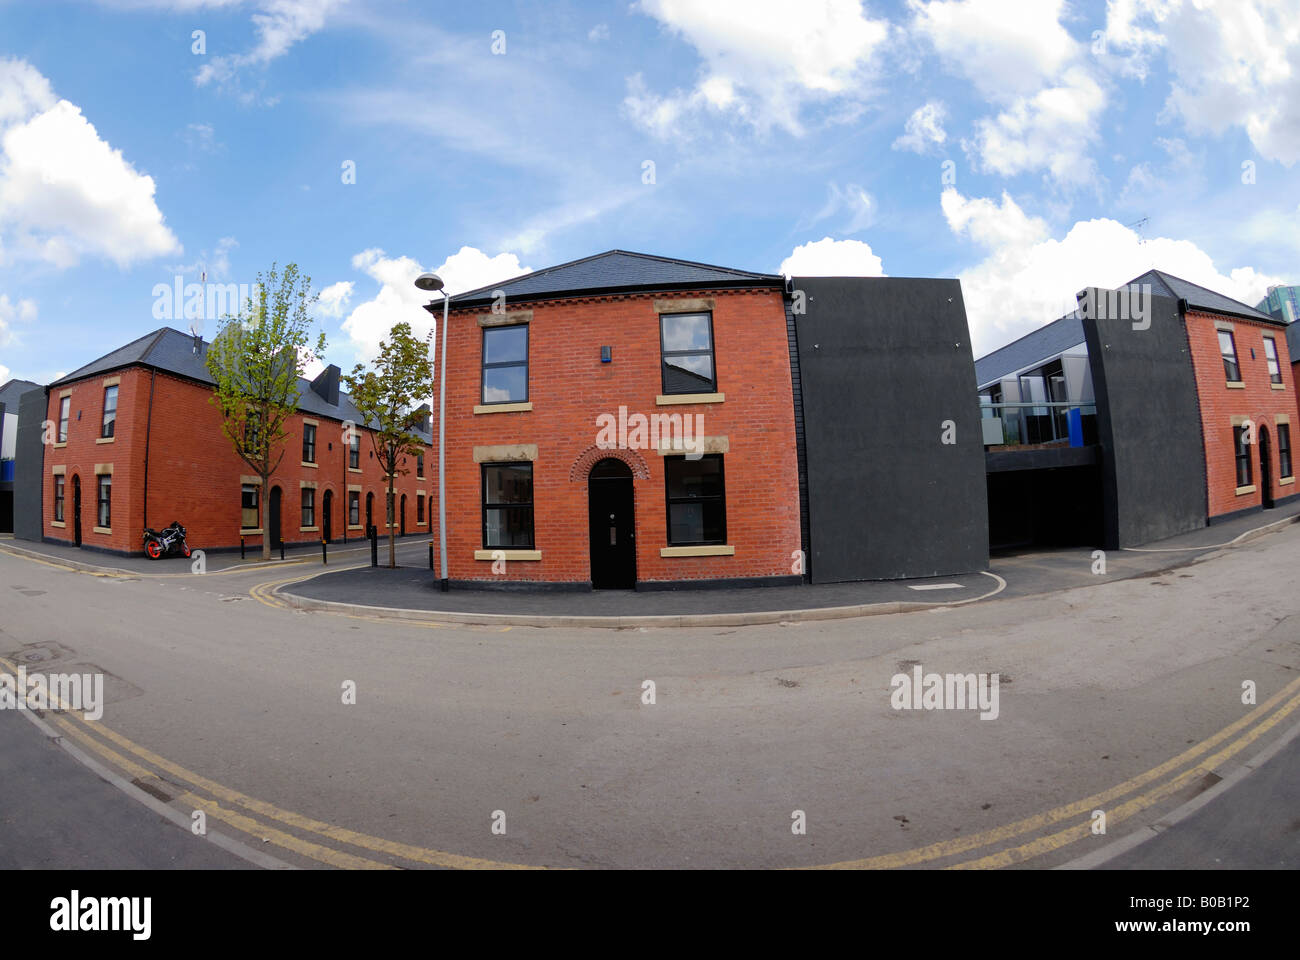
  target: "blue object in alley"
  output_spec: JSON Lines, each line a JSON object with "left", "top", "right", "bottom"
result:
{"left": 1068, "top": 407, "right": 1084, "bottom": 447}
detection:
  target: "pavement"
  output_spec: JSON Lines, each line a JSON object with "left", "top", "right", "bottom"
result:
{"left": 4, "top": 502, "right": 1299, "bottom": 625}
{"left": 280, "top": 500, "right": 1300, "bottom": 622}
{"left": 0, "top": 711, "right": 252, "bottom": 869}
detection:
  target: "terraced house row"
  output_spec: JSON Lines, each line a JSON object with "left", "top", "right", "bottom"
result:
{"left": 6, "top": 251, "right": 1296, "bottom": 588}
{"left": 9, "top": 327, "right": 433, "bottom": 556}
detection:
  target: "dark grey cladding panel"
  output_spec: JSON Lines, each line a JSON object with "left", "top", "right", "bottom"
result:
{"left": 13, "top": 389, "right": 47, "bottom": 542}
{"left": 792, "top": 277, "right": 989, "bottom": 582}
{"left": 1081, "top": 290, "right": 1206, "bottom": 548}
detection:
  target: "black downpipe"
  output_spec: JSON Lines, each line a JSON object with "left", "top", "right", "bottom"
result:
{"left": 142, "top": 369, "right": 156, "bottom": 533}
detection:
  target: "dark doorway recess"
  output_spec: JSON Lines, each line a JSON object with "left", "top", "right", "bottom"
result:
{"left": 588, "top": 458, "right": 636, "bottom": 589}
{"left": 986, "top": 464, "right": 1103, "bottom": 551}
{"left": 269, "top": 486, "right": 282, "bottom": 548}
{"left": 71, "top": 475, "right": 82, "bottom": 547}
{"left": 1260, "top": 426, "right": 1274, "bottom": 509}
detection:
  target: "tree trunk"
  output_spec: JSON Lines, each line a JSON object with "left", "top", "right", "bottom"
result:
{"left": 387, "top": 475, "right": 396, "bottom": 569}
{"left": 261, "top": 469, "right": 271, "bottom": 561}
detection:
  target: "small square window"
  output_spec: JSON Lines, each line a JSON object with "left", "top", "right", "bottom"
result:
{"left": 481, "top": 462, "right": 534, "bottom": 548}
{"left": 660, "top": 312, "right": 717, "bottom": 394}
{"left": 664, "top": 454, "right": 726, "bottom": 546}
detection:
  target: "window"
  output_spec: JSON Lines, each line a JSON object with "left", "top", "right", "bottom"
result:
{"left": 1234, "top": 426, "right": 1253, "bottom": 487}
{"left": 58, "top": 396, "right": 70, "bottom": 442}
{"left": 348, "top": 433, "right": 360, "bottom": 469}
{"left": 665, "top": 454, "right": 726, "bottom": 546}
{"left": 1280, "top": 424, "right": 1293, "bottom": 479}
{"left": 1219, "top": 331, "right": 1241, "bottom": 382}
{"left": 101, "top": 385, "right": 118, "bottom": 438}
{"left": 481, "top": 324, "right": 528, "bottom": 404}
{"left": 481, "top": 463, "right": 533, "bottom": 548}
{"left": 660, "top": 312, "right": 716, "bottom": 394}
{"left": 348, "top": 490, "right": 360, "bottom": 526}
{"left": 417, "top": 494, "right": 425, "bottom": 523}
{"left": 302, "top": 423, "right": 317, "bottom": 463}
{"left": 417, "top": 453, "right": 425, "bottom": 478}
{"left": 54, "top": 475, "right": 65, "bottom": 522}
{"left": 96, "top": 474, "right": 111, "bottom": 528}
{"left": 1264, "top": 337, "right": 1282, "bottom": 384}
{"left": 241, "top": 483, "right": 260, "bottom": 529}
{"left": 301, "top": 488, "right": 315, "bottom": 527}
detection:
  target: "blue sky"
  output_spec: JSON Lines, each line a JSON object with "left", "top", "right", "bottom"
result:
{"left": 0, "top": 0, "right": 1297, "bottom": 387}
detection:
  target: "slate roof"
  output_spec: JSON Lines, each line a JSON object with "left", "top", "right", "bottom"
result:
{"left": 1126, "top": 269, "right": 1279, "bottom": 324}
{"left": 974, "top": 314, "right": 1085, "bottom": 388}
{"left": 49, "top": 328, "right": 431, "bottom": 441}
{"left": 442, "top": 249, "right": 784, "bottom": 308}
{"left": 0, "top": 379, "right": 43, "bottom": 408}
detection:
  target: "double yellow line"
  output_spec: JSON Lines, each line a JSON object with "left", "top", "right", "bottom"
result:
{"left": 1, "top": 653, "right": 542, "bottom": 870}
{"left": 810, "top": 673, "right": 1300, "bottom": 869}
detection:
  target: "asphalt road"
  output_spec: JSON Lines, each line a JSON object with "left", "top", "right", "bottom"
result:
{"left": 1, "top": 526, "right": 1298, "bottom": 869}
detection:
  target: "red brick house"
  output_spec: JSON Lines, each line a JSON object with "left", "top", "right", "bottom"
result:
{"left": 1162, "top": 270, "right": 1299, "bottom": 520}
{"left": 42, "top": 327, "right": 433, "bottom": 556}
{"left": 424, "top": 251, "right": 804, "bottom": 589}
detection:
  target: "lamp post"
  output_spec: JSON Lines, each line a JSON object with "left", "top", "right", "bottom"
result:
{"left": 415, "top": 272, "right": 450, "bottom": 592}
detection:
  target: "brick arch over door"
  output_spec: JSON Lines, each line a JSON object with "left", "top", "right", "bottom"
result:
{"left": 568, "top": 445, "right": 650, "bottom": 482}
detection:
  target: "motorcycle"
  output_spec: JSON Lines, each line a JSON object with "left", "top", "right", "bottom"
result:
{"left": 142, "top": 521, "right": 191, "bottom": 560}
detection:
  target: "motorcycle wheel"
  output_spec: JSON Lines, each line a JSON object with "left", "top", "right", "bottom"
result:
{"left": 146, "top": 540, "right": 162, "bottom": 559}
{"left": 182, "top": 544, "right": 191, "bottom": 558}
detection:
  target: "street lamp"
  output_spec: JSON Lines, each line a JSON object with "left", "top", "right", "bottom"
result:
{"left": 415, "top": 271, "right": 450, "bottom": 592}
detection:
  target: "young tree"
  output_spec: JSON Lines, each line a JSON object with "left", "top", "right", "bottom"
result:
{"left": 344, "top": 322, "right": 434, "bottom": 569}
{"left": 205, "top": 262, "right": 325, "bottom": 560}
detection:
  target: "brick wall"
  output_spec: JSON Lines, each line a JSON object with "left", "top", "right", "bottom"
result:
{"left": 43, "top": 368, "right": 433, "bottom": 554}
{"left": 1183, "top": 309, "right": 1298, "bottom": 519}
{"left": 431, "top": 287, "right": 801, "bottom": 584}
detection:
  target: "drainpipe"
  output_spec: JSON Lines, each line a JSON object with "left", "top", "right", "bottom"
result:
{"left": 142, "top": 369, "right": 156, "bottom": 533}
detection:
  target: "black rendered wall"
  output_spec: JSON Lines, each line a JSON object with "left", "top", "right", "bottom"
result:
{"left": 13, "top": 389, "right": 46, "bottom": 542}
{"left": 792, "top": 277, "right": 989, "bottom": 582}
{"left": 1082, "top": 291, "right": 1206, "bottom": 548}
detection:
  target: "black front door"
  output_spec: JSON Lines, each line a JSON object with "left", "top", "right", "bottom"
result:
{"left": 322, "top": 490, "right": 333, "bottom": 542}
{"left": 269, "top": 486, "right": 282, "bottom": 547}
{"left": 588, "top": 458, "right": 636, "bottom": 589}
{"left": 71, "top": 475, "right": 82, "bottom": 547}
{"left": 1260, "top": 427, "right": 1274, "bottom": 509}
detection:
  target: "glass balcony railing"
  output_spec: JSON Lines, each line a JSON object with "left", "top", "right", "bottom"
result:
{"left": 978, "top": 401, "right": 1098, "bottom": 447}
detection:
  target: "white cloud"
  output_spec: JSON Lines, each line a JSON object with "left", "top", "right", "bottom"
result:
{"left": 316, "top": 280, "right": 353, "bottom": 317}
{"left": 0, "top": 292, "right": 38, "bottom": 347}
{"left": 966, "top": 67, "right": 1107, "bottom": 187}
{"left": 0, "top": 59, "right": 181, "bottom": 269}
{"left": 627, "top": 0, "right": 889, "bottom": 137}
{"left": 909, "top": 0, "right": 1079, "bottom": 100}
{"left": 0, "top": 363, "right": 8, "bottom": 384}
{"left": 588, "top": 23, "right": 610, "bottom": 42}
{"left": 495, "top": 188, "right": 641, "bottom": 255}
{"left": 892, "top": 101, "right": 947, "bottom": 153}
{"left": 779, "top": 237, "right": 886, "bottom": 277}
{"left": 340, "top": 246, "right": 530, "bottom": 362}
{"left": 193, "top": 0, "right": 345, "bottom": 98}
{"left": 910, "top": 1, "right": 1109, "bottom": 187}
{"left": 942, "top": 187, "right": 1287, "bottom": 356}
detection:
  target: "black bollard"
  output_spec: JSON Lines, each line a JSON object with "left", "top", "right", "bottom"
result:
{"left": 429, "top": 541, "right": 434, "bottom": 570}
{"left": 240, "top": 537, "right": 245, "bottom": 561}
{"left": 369, "top": 525, "right": 378, "bottom": 567}
{"left": 322, "top": 540, "right": 327, "bottom": 565}
{"left": 280, "top": 539, "right": 285, "bottom": 561}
